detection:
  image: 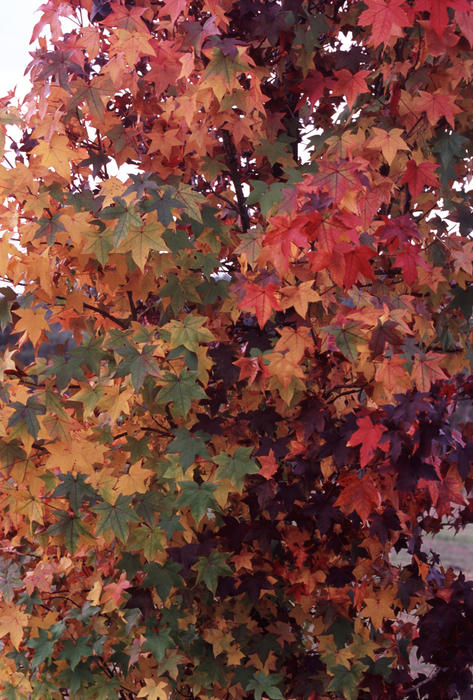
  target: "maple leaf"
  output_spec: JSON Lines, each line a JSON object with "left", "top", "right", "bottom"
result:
{"left": 33, "top": 134, "right": 85, "bottom": 181}
{"left": 13, "top": 307, "right": 51, "bottom": 348}
{"left": 238, "top": 282, "right": 281, "bottom": 329}
{"left": 115, "top": 462, "right": 154, "bottom": 496}
{"left": 137, "top": 679, "right": 171, "bottom": 700}
{"left": 415, "top": 90, "right": 462, "bottom": 128}
{"left": 257, "top": 450, "right": 278, "bottom": 480}
{"left": 163, "top": 315, "right": 215, "bottom": 353}
{"left": 347, "top": 416, "right": 387, "bottom": 468}
{"left": 411, "top": 352, "right": 448, "bottom": 392}
{"left": 274, "top": 326, "right": 313, "bottom": 363}
{"left": 343, "top": 245, "right": 375, "bottom": 288}
{"left": 332, "top": 69, "right": 371, "bottom": 109}
{"left": 279, "top": 281, "right": 321, "bottom": 318}
{"left": 299, "top": 70, "right": 330, "bottom": 107}
{"left": 193, "top": 551, "right": 233, "bottom": 593}
{"left": 362, "top": 592, "right": 395, "bottom": 629}
{"left": 368, "top": 127, "right": 409, "bottom": 165}
{"left": 415, "top": 0, "right": 470, "bottom": 37}
{"left": 113, "top": 29, "right": 156, "bottom": 66}
{"left": 0, "top": 603, "right": 29, "bottom": 649}
{"left": 335, "top": 473, "right": 381, "bottom": 522}
{"left": 400, "top": 160, "right": 439, "bottom": 199}
{"left": 324, "top": 320, "right": 367, "bottom": 362}
{"left": 156, "top": 370, "right": 207, "bottom": 416}
{"left": 118, "top": 218, "right": 170, "bottom": 271}
{"left": 394, "top": 246, "right": 429, "bottom": 286}
{"left": 358, "top": 0, "right": 409, "bottom": 47}
{"left": 214, "top": 447, "right": 260, "bottom": 491}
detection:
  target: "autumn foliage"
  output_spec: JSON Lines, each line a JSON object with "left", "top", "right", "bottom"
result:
{"left": 1, "top": 0, "right": 473, "bottom": 697}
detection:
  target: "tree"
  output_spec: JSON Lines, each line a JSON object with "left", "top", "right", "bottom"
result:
{"left": 0, "top": 0, "right": 473, "bottom": 697}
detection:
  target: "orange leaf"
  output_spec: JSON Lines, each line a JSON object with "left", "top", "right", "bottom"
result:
{"left": 13, "top": 307, "right": 50, "bottom": 348}
{"left": 257, "top": 450, "right": 278, "bottom": 480}
{"left": 368, "top": 127, "right": 409, "bottom": 165}
{"left": 274, "top": 326, "right": 313, "bottom": 363}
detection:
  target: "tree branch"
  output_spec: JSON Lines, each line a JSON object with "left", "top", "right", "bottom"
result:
{"left": 82, "top": 302, "right": 130, "bottom": 329}
{"left": 221, "top": 129, "right": 250, "bottom": 232}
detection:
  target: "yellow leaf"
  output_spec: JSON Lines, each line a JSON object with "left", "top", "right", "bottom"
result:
{"left": 100, "top": 176, "right": 127, "bottom": 207}
{"left": 86, "top": 580, "right": 103, "bottom": 606}
{"left": 362, "top": 593, "right": 394, "bottom": 629}
{"left": 0, "top": 603, "right": 29, "bottom": 649}
{"left": 115, "top": 461, "right": 153, "bottom": 496}
{"left": 137, "top": 678, "right": 171, "bottom": 700}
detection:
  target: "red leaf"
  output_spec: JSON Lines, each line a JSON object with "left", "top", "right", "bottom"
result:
{"left": 239, "top": 282, "right": 281, "bottom": 329}
{"left": 335, "top": 473, "right": 381, "bottom": 522}
{"left": 347, "top": 416, "right": 386, "bottom": 468}
{"left": 343, "top": 245, "right": 375, "bottom": 289}
{"left": 400, "top": 160, "right": 439, "bottom": 199}
{"left": 415, "top": 0, "right": 470, "bottom": 37}
{"left": 415, "top": 90, "right": 462, "bottom": 128}
{"left": 332, "top": 69, "right": 371, "bottom": 109}
{"left": 358, "top": 0, "right": 409, "bottom": 47}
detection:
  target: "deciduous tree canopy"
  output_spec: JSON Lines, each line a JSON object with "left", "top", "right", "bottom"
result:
{"left": 0, "top": 0, "right": 473, "bottom": 698}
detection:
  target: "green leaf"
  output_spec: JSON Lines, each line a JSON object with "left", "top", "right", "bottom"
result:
{"left": 143, "top": 627, "right": 173, "bottom": 662}
{"left": 44, "top": 355, "right": 86, "bottom": 392}
{"left": 58, "top": 636, "right": 92, "bottom": 671}
{"left": 323, "top": 321, "right": 366, "bottom": 362}
{"left": 141, "top": 188, "right": 183, "bottom": 226}
{"left": 142, "top": 561, "right": 184, "bottom": 603}
{"left": 93, "top": 495, "right": 140, "bottom": 542}
{"left": 83, "top": 224, "right": 114, "bottom": 265}
{"left": 115, "top": 343, "right": 161, "bottom": 391}
{"left": 53, "top": 473, "right": 99, "bottom": 512}
{"left": 111, "top": 201, "right": 142, "bottom": 247}
{"left": 193, "top": 551, "right": 233, "bottom": 594}
{"left": 176, "top": 481, "right": 218, "bottom": 523}
{"left": 164, "top": 315, "right": 215, "bottom": 353}
{"left": 46, "top": 512, "right": 92, "bottom": 553}
{"left": 176, "top": 183, "right": 205, "bottom": 222}
{"left": 167, "top": 427, "right": 210, "bottom": 469}
{"left": 27, "top": 629, "right": 56, "bottom": 669}
{"left": 213, "top": 447, "right": 259, "bottom": 491}
{"left": 449, "top": 285, "right": 473, "bottom": 319}
{"left": 246, "top": 672, "right": 284, "bottom": 700}
{"left": 8, "top": 398, "right": 45, "bottom": 439}
{"left": 327, "top": 663, "right": 366, "bottom": 700}
{"left": 156, "top": 370, "right": 207, "bottom": 416}
{"left": 159, "top": 274, "right": 187, "bottom": 313}
{"left": 0, "top": 440, "right": 25, "bottom": 470}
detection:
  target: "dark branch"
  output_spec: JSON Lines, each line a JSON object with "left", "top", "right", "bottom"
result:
{"left": 221, "top": 128, "right": 250, "bottom": 232}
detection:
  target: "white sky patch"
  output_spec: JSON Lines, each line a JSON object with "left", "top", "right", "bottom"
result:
{"left": 0, "top": 0, "right": 41, "bottom": 98}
